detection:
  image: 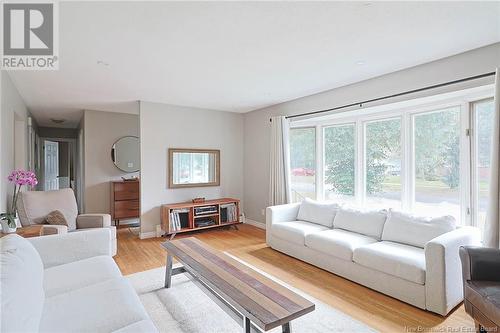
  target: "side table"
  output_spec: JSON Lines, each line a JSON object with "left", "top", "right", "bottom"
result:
{"left": 0, "top": 225, "right": 43, "bottom": 238}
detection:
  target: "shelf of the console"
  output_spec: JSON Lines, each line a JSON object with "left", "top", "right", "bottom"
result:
{"left": 194, "top": 213, "right": 219, "bottom": 218}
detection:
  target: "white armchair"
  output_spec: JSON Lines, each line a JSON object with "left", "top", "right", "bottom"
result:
{"left": 17, "top": 188, "right": 116, "bottom": 255}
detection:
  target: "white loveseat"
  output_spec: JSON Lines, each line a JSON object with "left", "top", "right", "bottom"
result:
{"left": 0, "top": 229, "right": 157, "bottom": 333}
{"left": 266, "top": 199, "right": 481, "bottom": 316}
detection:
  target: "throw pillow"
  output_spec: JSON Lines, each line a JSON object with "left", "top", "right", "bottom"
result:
{"left": 381, "top": 210, "right": 456, "bottom": 248}
{"left": 45, "top": 210, "right": 68, "bottom": 226}
{"left": 297, "top": 198, "right": 340, "bottom": 228}
{"left": 333, "top": 207, "right": 388, "bottom": 240}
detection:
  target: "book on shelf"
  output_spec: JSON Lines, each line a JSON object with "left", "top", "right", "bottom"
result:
{"left": 170, "top": 208, "right": 189, "bottom": 231}
{"left": 220, "top": 203, "right": 237, "bottom": 223}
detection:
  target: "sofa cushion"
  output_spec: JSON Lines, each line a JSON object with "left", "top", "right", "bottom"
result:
{"left": 44, "top": 255, "right": 122, "bottom": 297}
{"left": 297, "top": 198, "right": 340, "bottom": 228}
{"left": 382, "top": 210, "right": 456, "bottom": 248}
{"left": 40, "top": 278, "right": 151, "bottom": 333}
{"left": 333, "top": 208, "right": 387, "bottom": 240}
{"left": 353, "top": 241, "right": 426, "bottom": 285}
{"left": 305, "top": 229, "right": 378, "bottom": 261}
{"left": 271, "top": 221, "right": 329, "bottom": 245}
{"left": 0, "top": 235, "right": 45, "bottom": 333}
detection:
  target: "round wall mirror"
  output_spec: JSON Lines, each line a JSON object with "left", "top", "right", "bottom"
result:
{"left": 111, "top": 136, "right": 140, "bottom": 173}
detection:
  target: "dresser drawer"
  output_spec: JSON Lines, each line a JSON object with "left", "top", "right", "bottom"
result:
{"left": 114, "top": 200, "right": 140, "bottom": 219}
{"left": 113, "top": 182, "right": 139, "bottom": 201}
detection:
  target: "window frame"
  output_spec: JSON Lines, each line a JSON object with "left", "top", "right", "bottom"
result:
{"left": 289, "top": 126, "right": 317, "bottom": 202}
{"left": 409, "top": 105, "right": 467, "bottom": 223}
{"left": 362, "top": 116, "right": 403, "bottom": 210}
{"left": 290, "top": 88, "right": 494, "bottom": 227}
{"left": 470, "top": 97, "right": 495, "bottom": 228}
{"left": 322, "top": 122, "right": 357, "bottom": 203}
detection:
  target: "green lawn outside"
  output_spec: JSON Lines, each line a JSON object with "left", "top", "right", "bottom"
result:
{"left": 292, "top": 174, "right": 489, "bottom": 198}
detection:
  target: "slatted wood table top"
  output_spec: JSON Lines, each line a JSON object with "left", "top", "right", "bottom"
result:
{"left": 161, "top": 237, "right": 315, "bottom": 331}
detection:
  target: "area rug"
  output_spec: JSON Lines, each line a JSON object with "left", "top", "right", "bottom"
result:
{"left": 126, "top": 255, "right": 375, "bottom": 333}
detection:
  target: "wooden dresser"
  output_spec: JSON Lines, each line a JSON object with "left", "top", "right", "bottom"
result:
{"left": 110, "top": 180, "right": 140, "bottom": 227}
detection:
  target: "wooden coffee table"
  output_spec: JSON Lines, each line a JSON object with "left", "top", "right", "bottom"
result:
{"left": 161, "top": 237, "right": 315, "bottom": 333}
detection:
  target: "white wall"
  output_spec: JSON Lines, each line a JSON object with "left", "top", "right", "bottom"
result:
{"left": 139, "top": 101, "right": 244, "bottom": 235}
{"left": 1, "top": 72, "right": 29, "bottom": 213}
{"left": 243, "top": 43, "right": 500, "bottom": 224}
{"left": 14, "top": 119, "right": 27, "bottom": 169}
{"left": 83, "top": 109, "right": 139, "bottom": 215}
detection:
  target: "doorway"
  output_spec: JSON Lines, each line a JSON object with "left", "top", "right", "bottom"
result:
{"left": 42, "top": 139, "right": 76, "bottom": 192}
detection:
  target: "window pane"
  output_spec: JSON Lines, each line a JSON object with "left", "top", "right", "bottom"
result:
{"left": 324, "top": 124, "right": 355, "bottom": 203}
{"left": 474, "top": 100, "right": 494, "bottom": 231}
{"left": 413, "top": 107, "right": 461, "bottom": 221}
{"left": 173, "top": 152, "right": 215, "bottom": 184}
{"left": 290, "top": 128, "right": 316, "bottom": 202}
{"left": 365, "top": 118, "right": 402, "bottom": 209}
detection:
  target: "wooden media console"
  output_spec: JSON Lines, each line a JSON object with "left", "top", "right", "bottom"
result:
{"left": 160, "top": 198, "right": 240, "bottom": 238}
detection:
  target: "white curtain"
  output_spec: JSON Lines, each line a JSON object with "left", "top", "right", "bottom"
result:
{"left": 269, "top": 116, "right": 291, "bottom": 206}
{"left": 484, "top": 67, "right": 500, "bottom": 249}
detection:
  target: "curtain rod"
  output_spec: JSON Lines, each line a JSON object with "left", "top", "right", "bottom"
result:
{"left": 269, "top": 71, "right": 496, "bottom": 122}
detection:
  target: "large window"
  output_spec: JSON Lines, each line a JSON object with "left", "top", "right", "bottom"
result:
{"left": 290, "top": 127, "right": 316, "bottom": 202}
{"left": 324, "top": 124, "right": 356, "bottom": 204}
{"left": 365, "top": 118, "right": 402, "bottom": 209}
{"left": 473, "top": 99, "right": 495, "bottom": 231}
{"left": 413, "top": 107, "right": 461, "bottom": 220}
{"left": 289, "top": 90, "right": 495, "bottom": 230}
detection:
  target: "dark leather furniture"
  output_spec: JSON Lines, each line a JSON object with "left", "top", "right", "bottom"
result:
{"left": 459, "top": 246, "right": 500, "bottom": 332}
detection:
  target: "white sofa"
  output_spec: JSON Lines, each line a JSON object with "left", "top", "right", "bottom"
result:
{"left": 0, "top": 229, "right": 157, "bottom": 333}
{"left": 266, "top": 200, "right": 481, "bottom": 316}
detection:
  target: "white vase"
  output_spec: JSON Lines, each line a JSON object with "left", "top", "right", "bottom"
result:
{"left": 1, "top": 219, "right": 17, "bottom": 234}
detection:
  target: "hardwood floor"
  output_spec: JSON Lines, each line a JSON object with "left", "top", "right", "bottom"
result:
{"left": 114, "top": 224, "right": 474, "bottom": 333}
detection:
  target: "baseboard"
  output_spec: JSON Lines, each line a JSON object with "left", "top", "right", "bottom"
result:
{"left": 139, "top": 231, "right": 156, "bottom": 239}
{"left": 244, "top": 218, "right": 266, "bottom": 229}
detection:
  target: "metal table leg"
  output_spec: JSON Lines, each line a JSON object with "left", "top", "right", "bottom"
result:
{"left": 282, "top": 322, "right": 292, "bottom": 333}
{"left": 243, "top": 316, "right": 251, "bottom": 333}
{"left": 164, "top": 254, "right": 173, "bottom": 288}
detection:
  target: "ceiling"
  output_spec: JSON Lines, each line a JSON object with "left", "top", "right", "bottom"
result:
{"left": 7, "top": 1, "right": 500, "bottom": 128}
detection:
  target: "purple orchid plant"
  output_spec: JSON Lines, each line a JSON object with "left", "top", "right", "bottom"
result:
{"left": 1, "top": 170, "right": 38, "bottom": 228}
